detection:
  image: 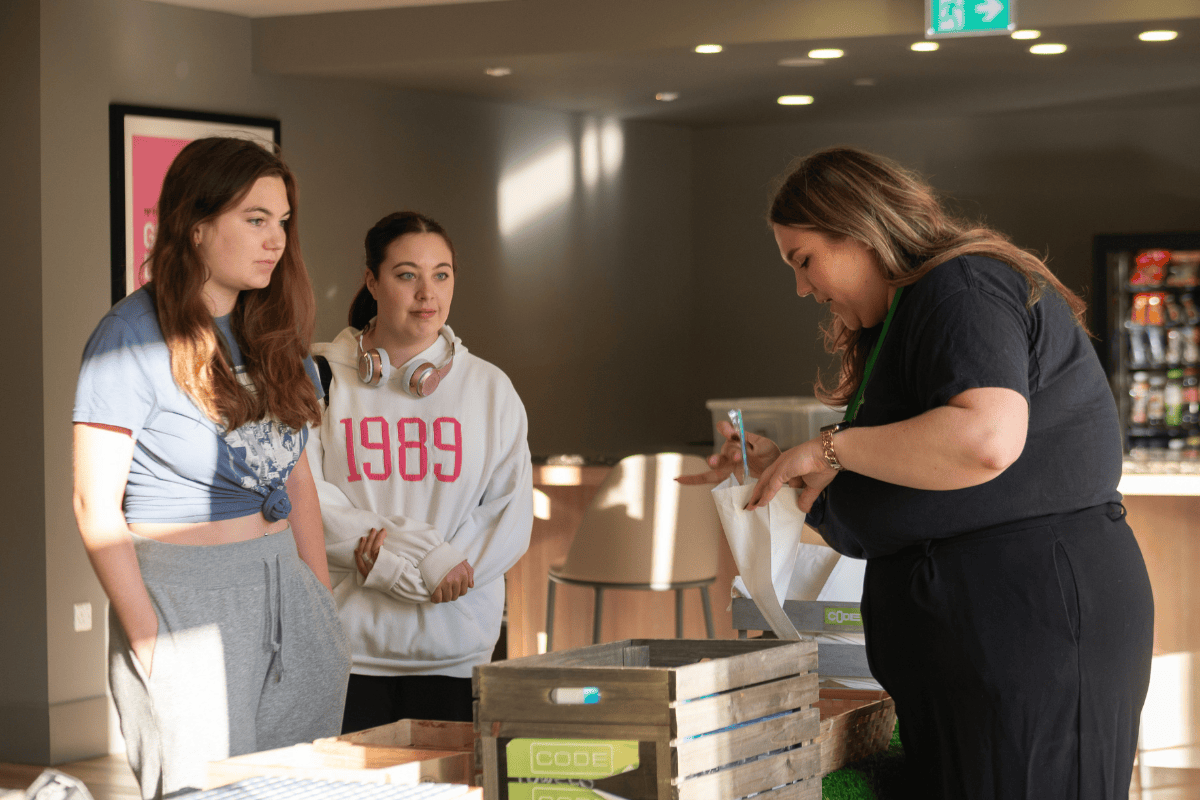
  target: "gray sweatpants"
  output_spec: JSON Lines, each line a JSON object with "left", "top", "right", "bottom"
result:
{"left": 108, "top": 529, "right": 351, "bottom": 800}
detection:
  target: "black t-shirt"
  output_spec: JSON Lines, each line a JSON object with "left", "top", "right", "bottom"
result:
{"left": 808, "top": 255, "right": 1123, "bottom": 559}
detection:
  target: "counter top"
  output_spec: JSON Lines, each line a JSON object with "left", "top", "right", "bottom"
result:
{"left": 532, "top": 464, "right": 611, "bottom": 488}
{"left": 1119, "top": 471, "right": 1200, "bottom": 496}
{"left": 531, "top": 464, "right": 1200, "bottom": 495}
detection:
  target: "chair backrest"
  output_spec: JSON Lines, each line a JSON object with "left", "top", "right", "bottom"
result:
{"left": 554, "top": 453, "right": 720, "bottom": 586}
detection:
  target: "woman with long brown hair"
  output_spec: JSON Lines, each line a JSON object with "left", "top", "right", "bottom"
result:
{"left": 683, "top": 146, "right": 1153, "bottom": 799}
{"left": 72, "top": 137, "right": 350, "bottom": 800}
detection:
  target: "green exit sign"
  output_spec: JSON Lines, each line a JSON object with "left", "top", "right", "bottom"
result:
{"left": 927, "top": 0, "right": 1016, "bottom": 37}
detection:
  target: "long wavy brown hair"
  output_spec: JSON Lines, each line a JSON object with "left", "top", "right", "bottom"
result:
{"left": 769, "top": 145, "right": 1087, "bottom": 408}
{"left": 148, "top": 136, "right": 321, "bottom": 431}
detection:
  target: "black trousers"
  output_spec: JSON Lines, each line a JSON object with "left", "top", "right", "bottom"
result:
{"left": 340, "top": 673, "right": 474, "bottom": 734}
{"left": 864, "top": 504, "right": 1154, "bottom": 800}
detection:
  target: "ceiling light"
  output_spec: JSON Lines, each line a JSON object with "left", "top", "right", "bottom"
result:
{"left": 808, "top": 48, "right": 844, "bottom": 59}
{"left": 911, "top": 42, "right": 939, "bottom": 52}
{"left": 485, "top": 67, "right": 512, "bottom": 77}
{"left": 694, "top": 44, "right": 723, "bottom": 54}
{"left": 1029, "top": 43, "right": 1067, "bottom": 54}
{"left": 1011, "top": 30, "right": 1041, "bottom": 40}
{"left": 655, "top": 92, "right": 679, "bottom": 102}
{"left": 1139, "top": 30, "right": 1178, "bottom": 42}
{"left": 778, "top": 57, "right": 824, "bottom": 67}
{"left": 777, "top": 95, "right": 814, "bottom": 106}
{"left": 853, "top": 77, "right": 877, "bottom": 87}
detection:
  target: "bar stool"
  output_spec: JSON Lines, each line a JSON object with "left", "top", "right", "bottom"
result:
{"left": 544, "top": 453, "right": 719, "bottom": 650}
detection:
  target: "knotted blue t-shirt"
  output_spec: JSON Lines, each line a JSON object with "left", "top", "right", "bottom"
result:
{"left": 73, "top": 288, "right": 322, "bottom": 523}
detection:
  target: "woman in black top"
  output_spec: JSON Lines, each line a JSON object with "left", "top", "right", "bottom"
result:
{"left": 683, "top": 146, "right": 1153, "bottom": 799}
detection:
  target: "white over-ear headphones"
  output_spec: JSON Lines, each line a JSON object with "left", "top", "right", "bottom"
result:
{"left": 356, "top": 324, "right": 456, "bottom": 398}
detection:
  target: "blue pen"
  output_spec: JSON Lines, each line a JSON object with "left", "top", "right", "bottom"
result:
{"left": 727, "top": 408, "right": 750, "bottom": 484}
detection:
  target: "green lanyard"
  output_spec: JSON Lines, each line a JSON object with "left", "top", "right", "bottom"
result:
{"left": 842, "top": 285, "right": 904, "bottom": 424}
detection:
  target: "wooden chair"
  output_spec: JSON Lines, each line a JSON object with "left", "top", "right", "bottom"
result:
{"left": 544, "top": 453, "right": 719, "bottom": 650}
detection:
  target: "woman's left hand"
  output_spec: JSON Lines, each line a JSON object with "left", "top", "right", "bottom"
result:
{"left": 355, "top": 527, "right": 387, "bottom": 578}
{"left": 745, "top": 438, "right": 838, "bottom": 512}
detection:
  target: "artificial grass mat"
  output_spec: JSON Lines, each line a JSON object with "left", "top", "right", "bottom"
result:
{"left": 821, "top": 721, "right": 910, "bottom": 800}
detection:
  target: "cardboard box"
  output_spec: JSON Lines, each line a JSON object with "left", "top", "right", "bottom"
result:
{"left": 473, "top": 639, "right": 822, "bottom": 800}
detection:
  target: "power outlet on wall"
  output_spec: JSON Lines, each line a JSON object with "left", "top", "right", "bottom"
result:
{"left": 73, "top": 602, "right": 92, "bottom": 633}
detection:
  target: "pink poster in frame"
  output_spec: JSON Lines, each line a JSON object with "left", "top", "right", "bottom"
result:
{"left": 109, "top": 105, "right": 280, "bottom": 304}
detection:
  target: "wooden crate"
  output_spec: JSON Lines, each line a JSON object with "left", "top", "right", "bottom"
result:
{"left": 206, "top": 719, "right": 476, "bottom": 789}
{"left": 815, "top": 689, "right": 896, "bottom": 776}
{"left": 473, "top": 638, "right": 821, "bottom": 800}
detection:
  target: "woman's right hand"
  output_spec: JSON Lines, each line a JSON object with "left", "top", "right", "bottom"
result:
{"left": 432, "top": 560, "right": 474, "bottom": 604}
{"left": 355, "top": 527, "right": 387, "bottom": 577}
{"left": 676, "top": 420, "right": 783, "bottom": 485}
{"left": 131, "top": 635, "right": 156, "bottom": 677}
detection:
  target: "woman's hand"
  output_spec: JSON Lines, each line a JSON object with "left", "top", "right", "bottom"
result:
{"left": 746, "top": 437, "right": 839, "bottom": 512}
{"left": 355, "top": 527, "right": 387, "bottom": 578}
{"left": 132, "top": 635, "right": 157, "bottom": 677}
{"left": 432, "top": 560, "right": 474, "bottom": 604}
{"left": 676, "top": 420, "right": 783, "bottom": 485}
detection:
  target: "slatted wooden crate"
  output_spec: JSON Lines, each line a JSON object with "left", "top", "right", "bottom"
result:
{"left": 206, "top": 719, "right": 476, "bottom": 789}
{"left": 473, "top": 638, "right": 821, "bottom": 800}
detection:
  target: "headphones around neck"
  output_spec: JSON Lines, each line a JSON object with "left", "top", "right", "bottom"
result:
{"left": 356, "top": 324, "right": 456, "bottom": 397}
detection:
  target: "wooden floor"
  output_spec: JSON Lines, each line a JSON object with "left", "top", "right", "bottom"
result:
{"left": 0, "top": 752, "right": 1197, "bottom": 799}
{"left": 0, "top": 754, "right": 138, "bottom": 799}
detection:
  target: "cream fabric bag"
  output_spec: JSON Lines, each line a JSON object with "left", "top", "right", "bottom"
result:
{"left": 711, "top": 474, "right": 807, "bottom": 639}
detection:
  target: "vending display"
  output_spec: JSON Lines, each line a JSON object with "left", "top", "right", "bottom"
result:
{"left": 1094, "top": 233, "right": 1200, "bottom": 470}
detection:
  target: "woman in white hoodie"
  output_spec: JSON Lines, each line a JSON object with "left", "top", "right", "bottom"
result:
{"left": 310, "top": 211, "right": 533, "bottom": 730}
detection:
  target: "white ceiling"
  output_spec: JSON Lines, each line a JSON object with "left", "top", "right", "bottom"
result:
{"left": 147, "top": 0, "right": 512, "bottom": 18}
{"left": 147, "top": 0, "right": 1200, "bottom": 126}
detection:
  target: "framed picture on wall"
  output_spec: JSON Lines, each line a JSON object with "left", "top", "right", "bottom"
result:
{"left": 108, "top": 104, "right": 281, "bottom": 305}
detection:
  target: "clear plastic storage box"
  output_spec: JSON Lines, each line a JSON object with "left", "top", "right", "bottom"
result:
{"left": 705, "top": 397, "right": 843, "bottom": 452}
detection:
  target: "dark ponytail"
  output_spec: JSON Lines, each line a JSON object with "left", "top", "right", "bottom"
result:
{"left": 350, "top": 211, "right": 456, "bottom": 330}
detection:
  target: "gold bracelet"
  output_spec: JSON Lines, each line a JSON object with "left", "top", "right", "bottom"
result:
{"left": 821, "top": 429, "right": 843, "bottom": 471}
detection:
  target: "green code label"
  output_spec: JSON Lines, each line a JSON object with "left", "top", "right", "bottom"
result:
{"left": 506, "top": 738, "right": 639, "bottom": 780}
{"left": 825, "top": 607, "right": 862, "bottom": 626}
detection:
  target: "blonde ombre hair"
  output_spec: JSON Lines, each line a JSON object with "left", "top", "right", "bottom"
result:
{"left": 769, "top": 146, "right": 1087, "bottom": 407}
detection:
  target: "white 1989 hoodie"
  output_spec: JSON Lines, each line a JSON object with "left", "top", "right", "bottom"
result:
{"left": 310, "top": 325, "right": 533, "bottom": 678}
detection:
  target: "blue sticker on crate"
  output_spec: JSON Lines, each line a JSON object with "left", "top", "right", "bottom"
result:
{"left": 548, "top": 686, "right": 601, "bottom": 705}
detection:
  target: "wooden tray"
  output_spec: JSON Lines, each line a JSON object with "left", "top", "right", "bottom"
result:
{"left": 206, "top": 719, "right": 476, "bottom": 789}
{"left": 815, "top": 688, "right": 896, "bottom": 776}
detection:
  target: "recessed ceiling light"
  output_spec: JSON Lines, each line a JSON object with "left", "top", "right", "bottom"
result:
{"left": 853, "top": 77, "right": 877, "bottom": 87}
{"left": 778, "top": 57, "right": 824, "bottom": 67}
{"left": 1011, "top": 30, "right": 1041, "bottom": 40}
{"left": 1029, "top": 43, "right": 1067, "bottom": 54}
{"left": 911, "top": 42, "right": 939, "bottom": 52}
{"left": 485, "top": 67, "right": 512, "bottom": 77}
{"left": 694, "top": 44, "right": 723, "bottom": 54}
{"left": 808, "top": 48, "right": 844, "bottom": 59}
{"left": 777, "top": 95, "right": 814, "bottom": 106}
{"left": 1139, "top": 30, "right": 1178, "bottom": 42}
{"left": 655, "top": 92, "right": 679, "bottom": 102}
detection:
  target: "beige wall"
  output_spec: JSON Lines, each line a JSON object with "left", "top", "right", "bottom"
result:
{"left": 685, "top": 101, "right": 1200, "bottom": 440}
{"left": 0, "top": 0, "right": 49, "bottom": 765}
{"left": 11, "top": 0, "right": 1200, "bottom": 767}
{"left": 16, "top": 0, "right": 696, "bottom": 763}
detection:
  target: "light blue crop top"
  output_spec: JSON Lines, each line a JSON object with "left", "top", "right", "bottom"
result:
{"left": 73, "top": 288, "right": 322, "bottom": 523}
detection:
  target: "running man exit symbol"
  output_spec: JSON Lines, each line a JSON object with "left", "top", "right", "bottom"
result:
{"left": 928, "top": 0, "right": 1015, "bottom": 37}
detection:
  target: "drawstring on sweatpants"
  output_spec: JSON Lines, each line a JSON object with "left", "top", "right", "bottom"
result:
{"left": 263, "top": 555, "right": 285, "bottom": 682}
